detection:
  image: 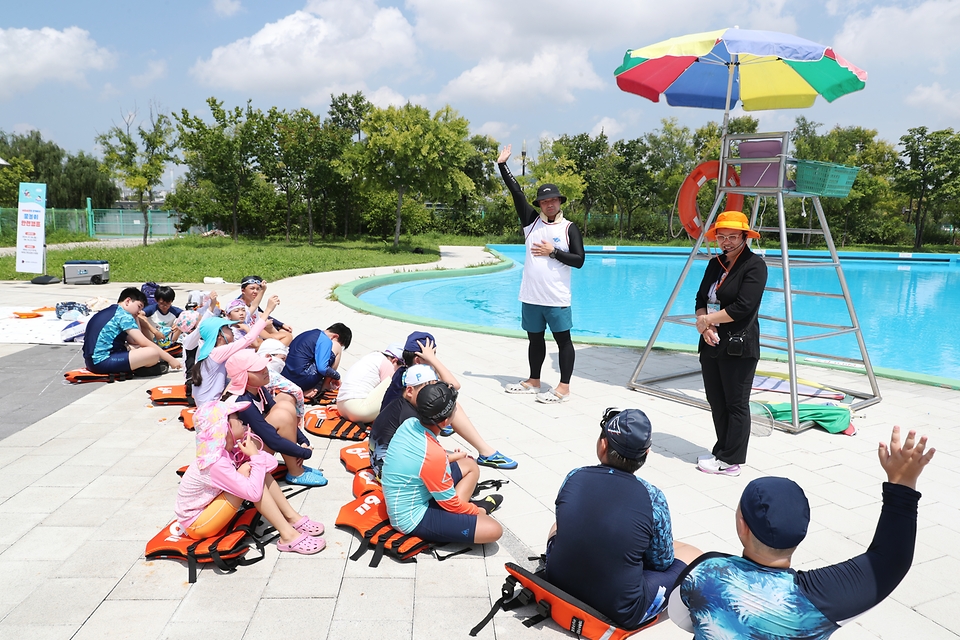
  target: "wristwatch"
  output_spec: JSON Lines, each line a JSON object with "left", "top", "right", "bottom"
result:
{"left": 549, "top": 248, "right": 558, "bottom": 259}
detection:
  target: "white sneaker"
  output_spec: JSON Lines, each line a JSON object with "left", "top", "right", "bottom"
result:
{"left": 697, "top": 457, "right": 741, "bottom": 476}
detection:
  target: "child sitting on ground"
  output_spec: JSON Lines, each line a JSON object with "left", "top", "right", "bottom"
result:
{"left": 281, "top": 323, "right": 352, "bottom": 397}
{"left": 138, "top": 286, "right": 183, "bottom": 347}
{"left": 381, "top": 382, "right": 504, "bottom": 545}
{"left": 224, "top": 350, "right": 326, "bottom": 487}
{"left": 173, "top": 397, "right": 325, "bottom": 555}
{"left": 190, "top": 295, "right": 278, "bottom": 406}
{"left": 82, "top": 287, "right": 182, "bottom": 376}
{"left": 258, "top": 339, "right": 305, "bottom": 420}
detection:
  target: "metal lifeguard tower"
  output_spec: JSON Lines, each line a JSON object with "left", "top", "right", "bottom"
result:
{"left": 628, "top": 131, "right": 882, "bottom": 433}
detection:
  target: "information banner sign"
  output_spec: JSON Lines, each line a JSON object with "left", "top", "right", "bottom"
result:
{"left": 16, "top": 182, "right": 47, "bottom": 274}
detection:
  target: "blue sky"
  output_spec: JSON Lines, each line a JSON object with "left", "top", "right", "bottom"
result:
{"left": 2, "top": 0, "right": 958, "bottom": 187}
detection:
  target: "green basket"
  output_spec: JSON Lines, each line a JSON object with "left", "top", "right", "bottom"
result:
{"left": 794, "top": 160, "right": 860, "bottom": 197}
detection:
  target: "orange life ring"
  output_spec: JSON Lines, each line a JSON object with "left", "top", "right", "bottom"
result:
{"left": 678, "top": 161, "right": 744, "bottom": 239}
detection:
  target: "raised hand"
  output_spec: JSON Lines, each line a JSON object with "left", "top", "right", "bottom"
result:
{"left": 497, "top": 144, "right": 512, "bottom": 164}
{"left": 265, "top": 295, "right": 280, "bottom": 315}
{"left": 879, "top": 426, "right": 935, "bottom": 490}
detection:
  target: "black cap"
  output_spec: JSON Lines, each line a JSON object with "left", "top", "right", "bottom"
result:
{"left": 416, "top": 382, "right": 458, "bottom": 426}
{"left": 533, "top": 183, "right": 567, "bottom": 207}
{"left": 404, "top": 330, "right": 436, "bottom": 352}
{"left": 602, "top": 409, "right": 652, "bottom": 459}
{"left": 739, "top": 477, "right": 810, "bottom": 549}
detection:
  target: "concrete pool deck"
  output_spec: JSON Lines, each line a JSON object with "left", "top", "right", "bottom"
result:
{"left": 0, "top": 245, "right": 958, "bottom": 639}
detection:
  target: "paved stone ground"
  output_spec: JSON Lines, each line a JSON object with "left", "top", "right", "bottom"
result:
{"left": 0, "top": 246, "right": 958, "bottom": 639}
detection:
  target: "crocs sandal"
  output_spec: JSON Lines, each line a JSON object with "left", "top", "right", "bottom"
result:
{"left": 285, "top": 468, "right": 329, "bottom": 487}
{"left": 292, "top": 516, "right": 325, "bottom": 537}
{"left": 277, "top": 532, "right": 326, "bottom": 555}
{"left": 536, "top": 389, "right": 570, "bottom": 404}
{"left": 505, "top": 381, "right": 540, "bottom": 394}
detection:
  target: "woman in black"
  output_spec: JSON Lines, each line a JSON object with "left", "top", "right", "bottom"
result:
{"left": 694, "top": 211, "right": 767, "bottom": 476}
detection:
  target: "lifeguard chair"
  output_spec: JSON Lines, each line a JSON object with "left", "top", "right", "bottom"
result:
{"left": 628, "top": 132, "right": 881, "bottom": 432}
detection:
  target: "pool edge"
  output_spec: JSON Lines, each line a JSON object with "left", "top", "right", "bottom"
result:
{"left": 334, "top": 247, "right": 960, "bottom": 392}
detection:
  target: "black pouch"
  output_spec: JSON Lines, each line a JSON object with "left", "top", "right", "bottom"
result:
{"left": 726, "top": 331, "right": 746, "bottom": 357}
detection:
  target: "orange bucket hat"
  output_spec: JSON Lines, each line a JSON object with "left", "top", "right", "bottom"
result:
{"left": 705, "top": 211, "right": 761, "bottom": 241}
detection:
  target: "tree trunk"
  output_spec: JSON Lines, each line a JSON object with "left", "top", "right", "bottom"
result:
{"left": 285, "top": 188, "right": 292, "bottom": 243}
{"left": 232, "top": 193, "right": 239, "bottom": 243}
{"left": 914, "top": 195, "right": 925, "bottom": 250}
{"left": 139, "top": 192, "right": 149, "bottom": 246}
{"left": 307, "top": 192, "right": 314, "bottom": 245}
{"left": 393, "top": 186, "right": 406, "bottom": 247}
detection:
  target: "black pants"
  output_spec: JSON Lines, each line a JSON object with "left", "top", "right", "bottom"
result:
{"left": 699, "top": 353, "right": 758, "bottom": 465}
{"left": 528, "top": 330, "right": 575, "bottom": 384}
{"left": 184, "top": 347, "right": 198, "bottom": 400}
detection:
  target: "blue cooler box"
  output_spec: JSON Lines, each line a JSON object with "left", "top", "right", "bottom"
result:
{"left": 63, "top": 260, "right": 110, "bottom": 285}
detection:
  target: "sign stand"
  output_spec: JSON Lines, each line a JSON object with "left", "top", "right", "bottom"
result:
{"left": 31, "top": 244, "right": 60, "bottom": 285}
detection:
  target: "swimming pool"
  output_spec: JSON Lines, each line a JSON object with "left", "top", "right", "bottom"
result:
{"left": 357, "top": 245, "right": 960, "bottom": 384}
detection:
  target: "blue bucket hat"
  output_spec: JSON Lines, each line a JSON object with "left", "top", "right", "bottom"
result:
{"left": 196, "top": 316, "right": 239, "bottom": 363}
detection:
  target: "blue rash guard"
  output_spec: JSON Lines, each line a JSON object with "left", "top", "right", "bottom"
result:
{"left": 82, "top": 304, "right": 138, "bottom": 368}
{"left": 281, "top": 329, "right": 338, "bottom": 391}
{"left": 545, "top": 465, "right": 676, "bottom": 629}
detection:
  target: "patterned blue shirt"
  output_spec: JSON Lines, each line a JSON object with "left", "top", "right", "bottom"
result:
{"left": 681, "top": 555, "right": 836, "bottom": 639}
{"left": 82, "top": 304, "right": 138, "bottom": 366}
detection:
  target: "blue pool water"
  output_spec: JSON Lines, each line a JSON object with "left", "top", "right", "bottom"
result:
{"left": 360, "top": 245, "right": 960, "bottom": 382}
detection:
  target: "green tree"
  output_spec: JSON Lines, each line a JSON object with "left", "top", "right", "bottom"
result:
{"left": 525, "top": 138, "right": 586, "bottom": 207}
{"left": 175, "top": 98, "right": 259, "bottom": 242}
{"left": 359, "top": 103, "right": 475, "bottom": 246}
{"left": 328, "top": 92, "right": 372, "bottom": 142}
{"left": 0, "top": 157, "right": 35, "bottom": 208}
{"left": 257, "top": 107, "right": 305, "bottom": 243}
{"left": 97, "top": 105, "right": 176, "bottom": 245}
{"left": 893, "top": 127, "right": 960, "bottom": 249}
{"left": 61, "top": 152, "right": 120, "bottom": 208}
{"left": 553, "top": 132, "right": 610, "bottom": 230}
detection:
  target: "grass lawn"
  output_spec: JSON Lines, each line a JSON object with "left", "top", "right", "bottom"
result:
{"left": 0, "top": 229, "right": 97, "bottom": 248}
{"left": 0, "top": 236, "right": 440, "bottom": 282}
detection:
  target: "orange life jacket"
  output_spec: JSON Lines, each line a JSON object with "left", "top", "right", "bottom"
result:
{"left": 148, "top": 384, "right": 190, "bottom": 406}
{"left": 63, "top": 368, "right": 134, "bottom": 384}
{"left": 352, "top": 468, "right": 381, "bottom": 498}
{"left": 163, "top": 343, "right": 184, "bottom": 359}
{"left": 303, "top": 407, "right": 368, "bottom": 441}
{"left": 144, "top": 503, "right": 268, "bottom": 583}
{"left": 335, "top": 488, "right": 434, "bottom": 567}
{"left": 340, "top": 443, "right": 372, "bottom": 473}
{"left": 307, "top": 387, "right": 338, "bottom": 406}
{"left": 471, "top": 562, "right": 658, "bottom": 638}
{"left": 179, "top": 407, "right": 196, "bottom": 430}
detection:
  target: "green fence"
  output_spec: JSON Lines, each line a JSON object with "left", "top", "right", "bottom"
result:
{"left": 92, "top": 209, "right": 183, "bottom": 238}
{"left": 0, "top": 207, "right": 186, "bottom": 239}
{"left": 0, "top": 208, "right": 90, "bottom": 236}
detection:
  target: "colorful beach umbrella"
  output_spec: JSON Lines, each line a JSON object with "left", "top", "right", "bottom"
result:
{"left": 614, "top": 28, "right": 867, "bottom": 117}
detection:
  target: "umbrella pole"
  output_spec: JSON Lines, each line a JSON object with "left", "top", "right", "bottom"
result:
{"left": 717, "top": 54, "right": 737, "bottom": 201}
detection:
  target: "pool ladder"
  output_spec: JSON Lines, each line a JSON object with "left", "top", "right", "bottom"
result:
{"left": 628, "top": 132, "right": 882, "bottom": 433}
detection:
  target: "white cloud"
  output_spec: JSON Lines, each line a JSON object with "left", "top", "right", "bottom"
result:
{"left": 100, "top": 82, "right": 122, "bottom": 101}
{"left": 0, "top": 26, "right": 113, "bottom": 101}
{"left": 439, "top": 45, "right": 603, "bottom": 105}
{"left": 833, "top": 0, "right": 960, "bottom": 66}
{"left": 191, "top": 1, "right": 416, "bottom": 94}
{"left": 905, "top": 83, "right": 960, "bottom": 118}
{"left": 212, "top": 0, "right": 242, "bottom": 17}
{"left": 591, "top": 117, "right": 623, "bottom": 139}
{"left": 474, "top": 121, "right": 516, "bottom": 142}
{"left": 408, "top": 0, "right": 792, "bottom": 59}
{"left": 130, "top": 60, "right": 167, "bottom": 88}
{"left": 368, "top": 86, "right": 406, "bottom": 108}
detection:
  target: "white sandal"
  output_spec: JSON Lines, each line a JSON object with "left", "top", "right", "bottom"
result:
{"left": 536, "top": 389, "right": 570, "bottom": 404}
{"left": 505, "top": 381, "right": 540, "bottom": 394}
